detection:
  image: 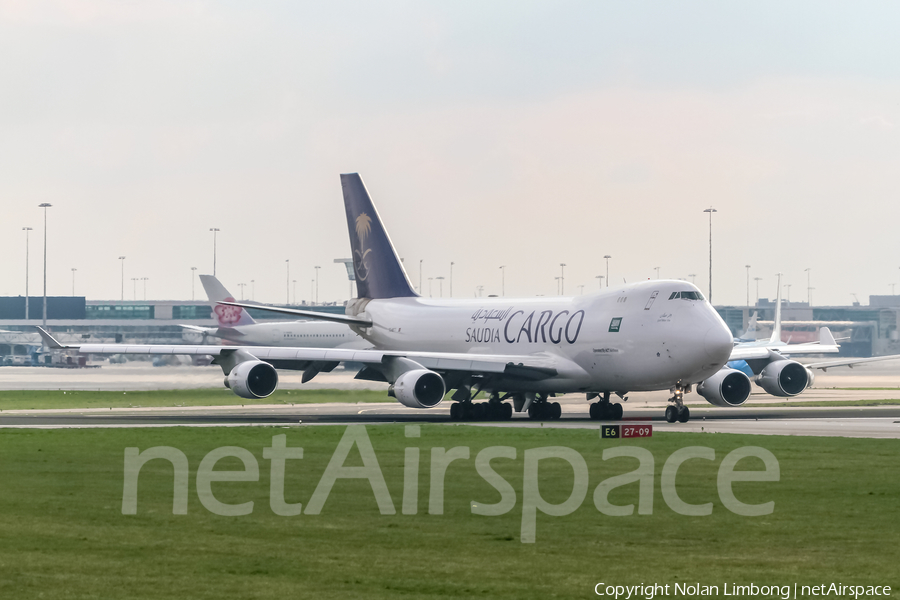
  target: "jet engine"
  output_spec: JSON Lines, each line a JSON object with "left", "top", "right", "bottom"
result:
{"left": 697, "top": 368, "right": 752, "bottom": 407}
{"left": 224, "top": 360, "right": 279, "bottom": 399}
{"left": 388, "top": 369, "right": 445, "bottom": 408}
{"left": 756, "top": 359, "right": 808, "bottom": 397}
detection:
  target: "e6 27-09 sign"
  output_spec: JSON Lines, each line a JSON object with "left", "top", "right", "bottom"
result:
{"left": 601, "top": 424, "right": 652, "bottom": 439}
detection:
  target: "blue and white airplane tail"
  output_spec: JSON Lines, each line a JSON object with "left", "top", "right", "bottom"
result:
{"left": 341, "top": 173, "right": 418, "bottom": 299}
{"left": 199, "top": 275, "right": 257, "bottom": 327}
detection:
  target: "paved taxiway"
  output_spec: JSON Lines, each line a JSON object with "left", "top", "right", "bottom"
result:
{"left": 2, "top": 361, "right": 900, "bottom": 438}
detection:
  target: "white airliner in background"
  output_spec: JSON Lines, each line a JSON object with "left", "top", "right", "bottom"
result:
{"left": 39, "top": 173, "right": 735, "bottom": 423}
{"left": 180, "top": 274, "right": 366, "bottom": 352}
{"left": 698, "top": 273, "right": 900, "bottom": 408}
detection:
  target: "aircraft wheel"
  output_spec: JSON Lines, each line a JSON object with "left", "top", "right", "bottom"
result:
{"left": 502, "top": 403, "right": 513, "bottom": 420}
{"left": 677, "top": 406, "right": 690, "bottom": 423}
{"left": 473, "top": 403, "right": 487, "bottom": 420}
{"left": 612, "top": 403, "right": 623, "bottom": 420}
{"left": 551, "top": 402, "right": 562, "bottom": 420}
{"left": 665, "top": 405, "right": 678, "bottom": 423}
{"left": 589, "top": 403, "right": 599, "bottom": 419}
{"left": 450, "top": 402, "right": 461, "bottom": 420}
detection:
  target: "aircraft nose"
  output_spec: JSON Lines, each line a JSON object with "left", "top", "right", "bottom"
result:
{"left": 704, "top": 323, "right": 734, "bottom": 363}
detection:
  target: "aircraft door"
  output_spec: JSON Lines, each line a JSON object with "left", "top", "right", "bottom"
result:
{"left": 644, "top": 291, "right": 659, "bottom": 310}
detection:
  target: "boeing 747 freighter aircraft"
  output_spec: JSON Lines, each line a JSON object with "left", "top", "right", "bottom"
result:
{"left": 39, "top": 173, "right": 736, "bottom": 423}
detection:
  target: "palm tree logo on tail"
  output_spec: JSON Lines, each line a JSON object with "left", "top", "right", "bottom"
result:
{"left": 354, "top": 213, "right": 373, "bottom": 281}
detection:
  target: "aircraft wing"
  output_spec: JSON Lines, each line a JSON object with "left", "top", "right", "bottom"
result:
{"left": 217, "top": 301, "right": 373, "bottom": 327}
{"left": 804, "top": 354, "right": 900, "bottom": 371}
{"left": 729, "top": 343, "right": 841, "bottom": 362}
{"left": 36, "top": 327, "right": 562, "bottom": 382}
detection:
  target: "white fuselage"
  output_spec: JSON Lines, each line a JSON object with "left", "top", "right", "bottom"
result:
{"left": 349, "top": 280, "right": 734, "bottom": 394}
{"left": 210, "top": 320, "right": 368, "bottom": 350}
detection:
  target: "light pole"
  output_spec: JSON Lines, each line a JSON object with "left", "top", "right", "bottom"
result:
{"left": 450, "top": 262, "right": 454, "bottom": 297}
{"left": 688, "top": 273, "right": 696, "bottom": 285}
{"left": 476, "top": 285, "right": 484, "bottom": 297}
{"left": 292, "top": 280, "right": 297, "bottom": 304}
{"left": 310, "top": 279, "right": 314, "bottom": 303}
{"left": 596, "top": 275, "right": 604, "bottom": 289}
{"left": 250, "top": 280, "right": 255, "bottom": 301}
{"left": 119, "top": 256, "right": 126, "bottom": 301}
{"left": 499, "top": 265, "right": 506, "bottom": 296}
{"left": 784, "top": 283, "right": 791, "bottom": 303}
{"left": 603, "top": 255, "right": 611, "bottom": 288}
{"left": 71, "top": 268, "right": 77, "bottom": 296}
{"left": 238, "top": 283, "right": 247, "bottom": 301}
{"left": 22, "top": 227, "right": 32, "bottom": 320}
{"left": 578, "top": 284, "right": 585, "bottom": 295}
{"left": 141, "top": 277, "right": 149, "bottom": 300}
{"left": 39, "top": 203, "right": 52, "bottom": 328}
{"left": 436, "top": 276, "right": 445, "bottom": 297}
{"left": 703, "top": 207, "right": 717, "bottom": 302}
{"left": 428, "top": 277, "right": 433, "bottom": 297}
{"left": 654, "top": 266, "right": 660, "bottom": 279}
{"left": 745, "top": 265, "right": 751, "bottom": 307}
{"left": 555, "top": 276, "right": 561, "bottom": 295}
{"left": 191, "top": 267, "right": 197, "bottom": 301}
{"left": 285, "top": 260, "right": 290, "bottom": 305}
{"left": 754, "top": 277, "right": 762, "bottom": 305}
{"left": 131, "top": 278, "right": 138, "bottom": 300}
{"left": 560, "top": 263, "right": 566, "bottom": 295}
{"left": 419, "top": 260, "right": 423, "bottom": 294}
{"left": 209, "top": 228, "right": 220, "bottom": 276}
{"left": 804, "top": 268, "right": 812, "bottom": 306}
{"left": 314, "top": 265, "right": 321, "bottom": 305}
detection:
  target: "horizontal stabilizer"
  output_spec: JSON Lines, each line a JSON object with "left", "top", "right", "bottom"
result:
{"left": 217, "top": 301, "right": 373, "bottom": 327}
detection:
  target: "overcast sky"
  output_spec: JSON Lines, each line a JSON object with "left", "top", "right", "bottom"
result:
{"left": 2, "top": 1, "right": 899, "bottom": 307}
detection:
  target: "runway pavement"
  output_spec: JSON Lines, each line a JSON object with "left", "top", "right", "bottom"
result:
{"left": 2, "top": 361, "right": 900, "bottom": 438}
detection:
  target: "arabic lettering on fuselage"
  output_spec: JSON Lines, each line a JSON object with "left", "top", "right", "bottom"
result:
{"left": 465, "top": 306, "right": 585, "bottom": 345}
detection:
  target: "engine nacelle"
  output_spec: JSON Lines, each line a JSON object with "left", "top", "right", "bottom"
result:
{"left": 225, "top": 360, "right": 278, "bottom": 399}
{"left": 697, "top": 368, "right": 752, "bottom": 407}
{"left": 388, "top": 369, "right": 445, "bottom": 408}
{"left": 805, "top": 367, "right": 815, "bottom": 389}
{"left": 756, "top": 359, "right": 808, "bottom": 397}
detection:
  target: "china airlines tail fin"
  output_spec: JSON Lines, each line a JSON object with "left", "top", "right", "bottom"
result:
{"left": 199, "top": 275, "right": 256, "bottom": 327}
{"left": 341, "top": 173, "right": 418, "bottom": 299}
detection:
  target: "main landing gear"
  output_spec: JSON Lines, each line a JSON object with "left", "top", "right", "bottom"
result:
{"left": 665, "top": 384, "right": 690, "bottom": 423}
{"left": 449, "top": 392, "right": 513, "bottom": 421}
{"left": 588, "top": 392, "right": 624, "bottom": 420}
{"left": 527, "top": 393, "right": 562, "bottom": 420}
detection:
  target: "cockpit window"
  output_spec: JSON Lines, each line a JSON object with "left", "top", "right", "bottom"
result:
{"left": 669, "top": 291, "right": 705, "bottom": 300}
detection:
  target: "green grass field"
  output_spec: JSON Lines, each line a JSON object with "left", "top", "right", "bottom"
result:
{"left": 1, "top": 426, "right": 897, "bottom": 599}
{"left": 0, "top": 388, "right": 392, "bottom": 411}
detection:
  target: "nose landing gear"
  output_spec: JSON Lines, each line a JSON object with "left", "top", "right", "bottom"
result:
{"left": 665, "top": 384, "right": 691, "bottom": 423}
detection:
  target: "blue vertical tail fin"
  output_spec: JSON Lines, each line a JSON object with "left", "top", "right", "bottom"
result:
{"left": 341, "top": 173, "right": 418, "bottom": 299}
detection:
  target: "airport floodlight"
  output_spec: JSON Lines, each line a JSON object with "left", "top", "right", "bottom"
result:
{"left": 596, "top": 275, "right": 604, "bottom": 290}
{"left": 250, "top": 280, "right": 255, "bottom": 301}
{"left": 209, "top": 228, "right": 220, "bottom": 276}
{"left": 23, "top": 228, "right": 33, "bottom": 320}
{"left": 191, "top": 267, "right": 197, "bottom": 301}
{"left": 804, "top": 268, "right": 812, "bottom": 306}
{"left": 71, "top": 268, "right": 77, "bottom": 296}
{"left": 603, "top": 255, "right": 611, "bottom": 287}
{"left": 688, "top": 273, "right": 696, "bottom": 285}
{"left": 119, "top": 256, "right": 126, "bottom": 301}
{"left": 654, "top": 266, "right": 660, "bottom": 279}
{"left": 436, "top": 276, "right": 445, "bottom": 297}
{"left": 703, "top": 207, "right": 717, "bottom": 303}
{"left": 754, "top": 277, "right": 763, "bottom": 304}
{"left": 499, "top": 265, "right": 506, "bottom": 296}
{"left": 141, "top": 277, "right": 149, "bottom": 301}
{"left": 38, "top": 203, "right": 52, "bottom": 327}
{"left": 285, "top": 259, "right": 290, "bottom": 305}
{"left": 131, "top": 277, "right": 139, "bottom": 300}
{"left": 238, "top": 282, "right": 247, "bottom": 301}
{"left": 560, "top": 263, "right": 566, "bottom": 295}
{"left": 450, "top": 262, "right": 454, "bottom": 297}
{"left": 314, "top": 266, "right": 321, "bottom": 305}
{"left": 745, "top": 265, "right": 751, "bottom": 307}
